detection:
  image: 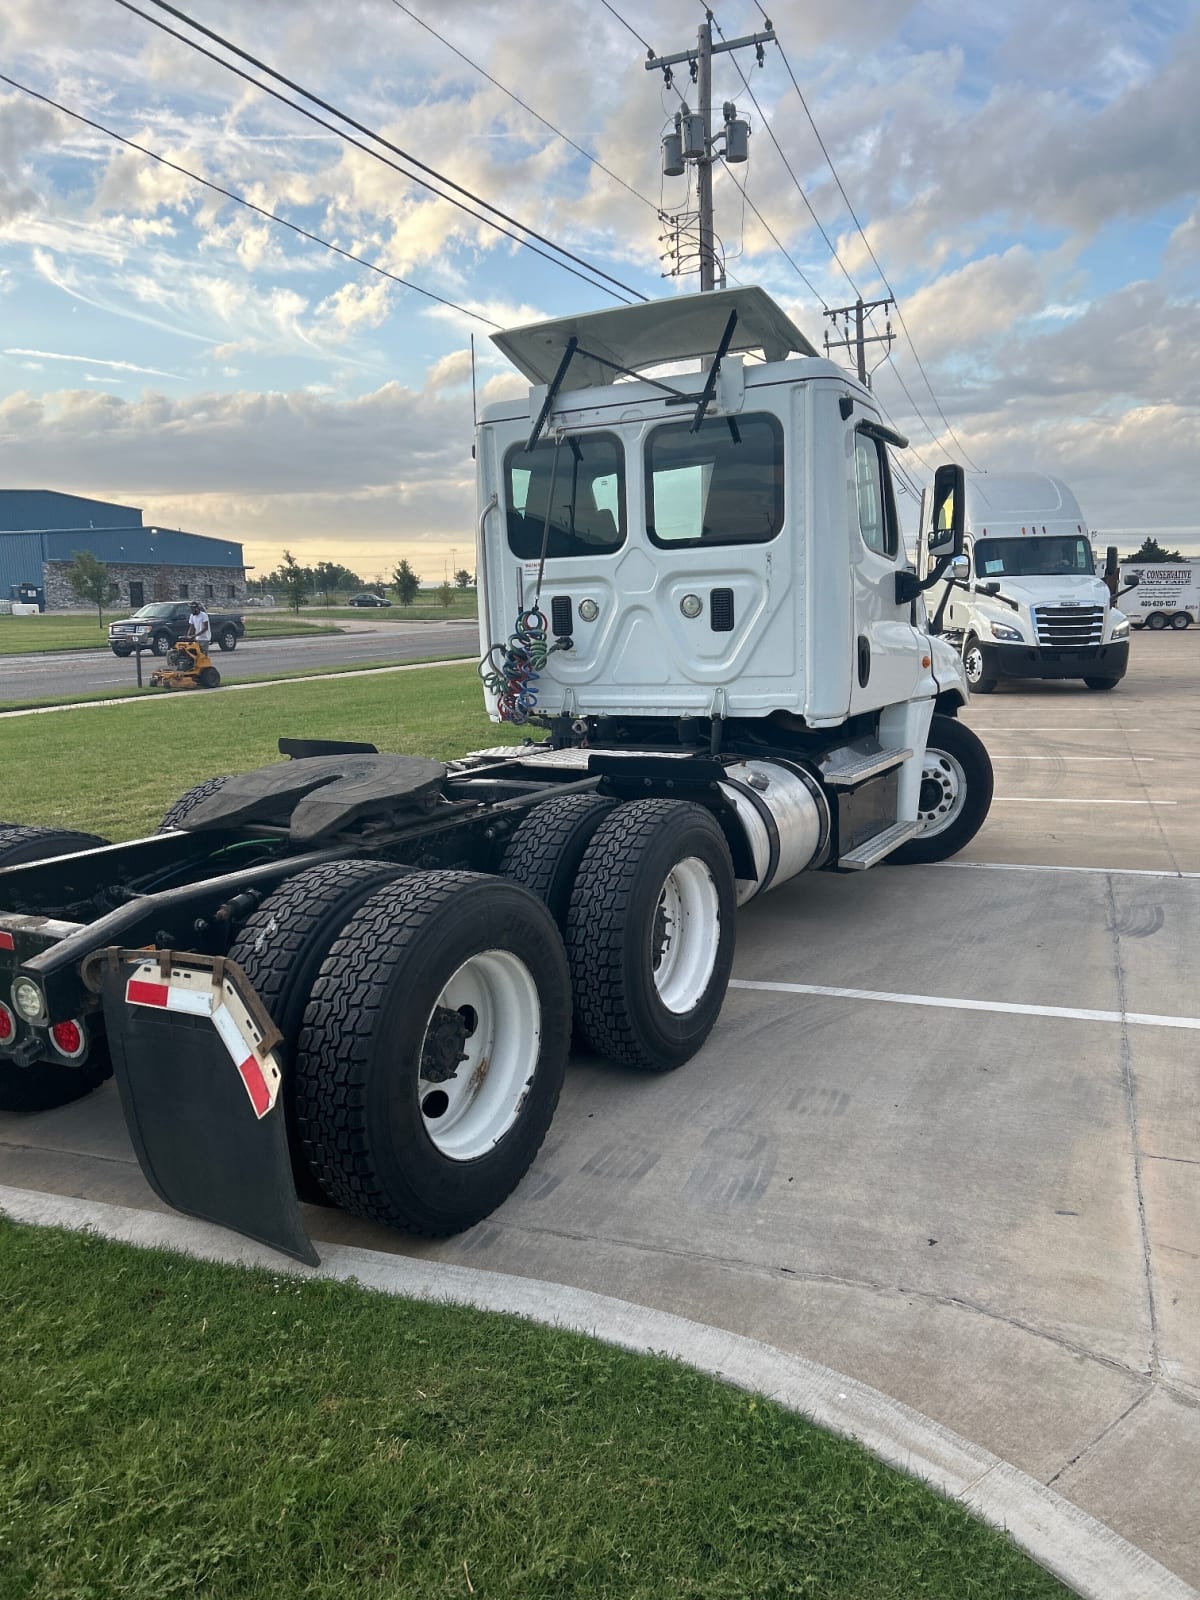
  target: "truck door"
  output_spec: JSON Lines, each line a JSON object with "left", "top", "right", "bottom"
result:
{"left": 848, "top": 428, "right": 923, "bottom": 712}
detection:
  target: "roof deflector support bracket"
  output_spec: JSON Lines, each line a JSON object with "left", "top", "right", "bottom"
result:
{"left": 526, "top": 336, "right": 578, "bottom": 452}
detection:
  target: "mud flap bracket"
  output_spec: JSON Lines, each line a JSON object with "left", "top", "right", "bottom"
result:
{"left": 95, "top": 948, "right": 319, "bottom": 1267}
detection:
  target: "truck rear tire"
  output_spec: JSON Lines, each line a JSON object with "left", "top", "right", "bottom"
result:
{"left": 566, "top": 799, "right": 736, "bottom": 1072}
{"left": 295, "top": 872, "right": 571, "bottom": 1234}
{"left": 0, "top": 825, "right": 114, "bottom": 1111}
{"left": 1084, "top": 677, "right": 1120, "bottom": 691}
{"left": 889, "top": 715, "right": 994, "bottom": 865}
{"left": 217, "top": 627, "right": 238, "bottom": 652}
{"left": 962, "top": 637, "right": 997, "bottom": 694}
{"left": 1170, "top": 613, "right": 1191, "bottom": 630}
{"left": 499, "top": 792, "right": 618, "bottom": 932}
{"left": 157, "top": 774, "right": 233, "bottom": 831}
{"left": 228, "top": 860, "right": 413, "bottom": 1204}
{"left": 0, "top": 824, "right": 109, "bottom": 867}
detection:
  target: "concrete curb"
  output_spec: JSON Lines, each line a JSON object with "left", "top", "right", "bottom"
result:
{"left": 0, "top": 657, "right": 477, "bottom": 719}
{"left": 2, "top": 1185, "right": 1193, "bottom": 1600}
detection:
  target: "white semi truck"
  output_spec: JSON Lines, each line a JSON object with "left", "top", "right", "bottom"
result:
{"left": 920, "top": 472, "right": 1131, "bottom": 692}
{"left": 1118, "top": 562, "right": 1199, "bottom": 630}
{"left": 0, "top": 287, "right": 992, "bottom": 1263}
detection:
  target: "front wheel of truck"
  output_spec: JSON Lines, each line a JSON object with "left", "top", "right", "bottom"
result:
{"left": 1084, "top": 677, "right": 1121, "bottom": 691}
{"left": 889, "top": 715, "right": 994, "bottom": 866}
{"left": 296, "top": 873, "right": 572, "bottom": 1235}
{"left": 962, "top": 637, "right": 997, "bottom": 694}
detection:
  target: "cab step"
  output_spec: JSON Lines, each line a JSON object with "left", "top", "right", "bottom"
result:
{"left": 822, "top": 747, "right": 912, "bottom": 789}
{"left": 838, "top": 819, "right": 923, "bottom": 870}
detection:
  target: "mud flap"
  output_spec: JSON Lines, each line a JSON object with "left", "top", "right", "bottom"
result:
{"left": 95, "top": 950, "right": 319, "bottom": 1267}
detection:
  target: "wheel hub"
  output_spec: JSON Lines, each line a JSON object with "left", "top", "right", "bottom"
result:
{"left": 917, "top": 750, "right": 967, "bottom": 836}
{"left": 420, "top": 1005, "right": 471, "bottom": 1083}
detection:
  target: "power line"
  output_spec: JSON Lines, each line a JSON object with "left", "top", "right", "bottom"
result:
{"left": 717, "top": 164, "right": 827, "bottom": 307}
{"left": 599, "top": 0, "right": 655, "bottom": 58}
{"left": 113, "top": 0, "right": 647, "bottom": 305}
{"left": 0, "top": 71, "right": 502, "bottom": 328}
{"left": 391, "top": 1, "right": 662, "bottom": 215}
{"left": 705, "top": 6, "right": 862, "bottom": 301}
{"left": 763, "top": 19, "right": 984, "bottom": 469}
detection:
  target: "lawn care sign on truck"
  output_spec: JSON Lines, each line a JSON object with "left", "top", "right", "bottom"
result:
{"left": 1119, "top": 563, "right": 1200, "bottom": 626}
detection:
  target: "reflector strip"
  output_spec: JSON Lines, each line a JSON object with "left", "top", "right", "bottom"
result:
{"left": 124, "top": 958, "right": 281, "bottom": 1120}
{"left": 0, "top": 932, "right": 14, "bottom": 952}
{"left": 235, "top": 1055, "right": 273, "bottom": 1118}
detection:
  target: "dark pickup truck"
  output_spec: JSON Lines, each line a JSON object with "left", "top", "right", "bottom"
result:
{"left": 109, "top": 603, "right": 246, "bottom": 658}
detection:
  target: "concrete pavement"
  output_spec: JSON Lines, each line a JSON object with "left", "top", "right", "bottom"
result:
{"left": 1, "top": 627, "right": 1197, "bottom": 1588}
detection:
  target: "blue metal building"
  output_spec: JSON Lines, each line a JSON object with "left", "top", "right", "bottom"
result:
{"left": 0, "top": 491, "right": 245, "bottom": 609}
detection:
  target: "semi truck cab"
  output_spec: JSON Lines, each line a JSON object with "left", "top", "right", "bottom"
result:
{"left": 921, "top": 472, "right": 1130, "bottom": 692}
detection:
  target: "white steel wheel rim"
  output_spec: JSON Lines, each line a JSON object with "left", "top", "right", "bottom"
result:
{"left": 417, "top": 950, "right": 541, "bottom": 1161}
{"left": 651, "top": 856, "right": 721, "bottom": 1014}
{"left": 917, "top": 750, "right": 968, "bottom": 838}
{"left": 964, "top": 644, "right": 984, "bottom": 684}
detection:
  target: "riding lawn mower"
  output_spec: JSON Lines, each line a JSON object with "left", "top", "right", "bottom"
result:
{"left": 149, "top": 639, "right": 222, "bottom": 691}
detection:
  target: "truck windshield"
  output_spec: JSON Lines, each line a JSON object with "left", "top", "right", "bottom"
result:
{"left": 505, "top": 433, "right": 625, "bottom": 559}
{"left": 974, "top": 537, "right": 1094, "bottom": 578}
{"left": 131, "top": 604, "right": 181, "bottom": 618}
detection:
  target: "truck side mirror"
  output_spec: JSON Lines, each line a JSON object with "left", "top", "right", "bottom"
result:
{"left": 1105, "top": 545, "right": 1119, "bottom": 579}
{"left": 950, "top": 555, "right": 970, "bottom": 582}
{"left": 930, "top": 463, "right": 965, "bottom": 557}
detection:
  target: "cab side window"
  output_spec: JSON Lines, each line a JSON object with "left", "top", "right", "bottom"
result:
{"left": 854, "top": 433, "right": 898, "bottom": 558}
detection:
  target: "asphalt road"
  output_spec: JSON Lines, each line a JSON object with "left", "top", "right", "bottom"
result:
{"left": 0, "top": 622, "right": 480, "bottom": 703}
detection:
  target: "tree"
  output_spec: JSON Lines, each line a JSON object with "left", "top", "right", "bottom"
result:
{"left": 66, "top": 550, "right": 118, "bottom": 625}
{"left": 454, "top": 569, "right": 473, "bottom": 589}
{"left": 277, "top": 550, "right": 311, "bottom": 615}
{"left": 392, "top": 559, "right": 420, "bottom": 606}
{"left": 313, "top": 560, "right": 362, "bottom": 601}
{"left": 438, "top": 580, "right": 453, "bottom": 607}
{"left": 1121, "top": 537, "right": 1184, "bottom": 563}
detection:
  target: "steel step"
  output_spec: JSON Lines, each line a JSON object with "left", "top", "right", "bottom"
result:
{"left": 838, "top": 819, "right": 923, "bottom": 870}
{"left": 822, "top": 747, "right": 912, "bottom": 788}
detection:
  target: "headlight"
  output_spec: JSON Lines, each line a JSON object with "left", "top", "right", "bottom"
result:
{"left": 1111, "top": 617, "right": 1130, "bottom": 639}
{"left": 990, "top": 621, "right": 1023, "bottom": 642}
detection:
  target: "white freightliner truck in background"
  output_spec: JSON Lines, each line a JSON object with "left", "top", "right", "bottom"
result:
{"left": 920, "top": 472, "right": 1132, "bottom": 693}
{"left": 0, "top": 287, "right": 992, "bottom": 1264}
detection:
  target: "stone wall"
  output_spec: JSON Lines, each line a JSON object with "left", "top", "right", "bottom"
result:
{"left": 43, "top": 561, "right": 247, "bottom": 611}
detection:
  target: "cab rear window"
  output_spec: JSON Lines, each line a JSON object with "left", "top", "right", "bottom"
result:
{"left": 645, "top": 413, "right": 784, "bottom": 548}
{"left": 505, "top": 433, "right": 626, "bottom": 559}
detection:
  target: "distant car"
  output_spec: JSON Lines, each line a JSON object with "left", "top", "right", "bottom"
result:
{"left": 109, "top": 602, "right": 245, "bottom": 657}
{"left": 348, "top": 593, "right": 393, "bottom": 607}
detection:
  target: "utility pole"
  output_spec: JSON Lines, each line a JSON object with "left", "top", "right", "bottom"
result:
{"left": 823, "top": 297, "right": 894, "bottom": 387}
{"left": 647, "top": 15, "right": 773, "bottom": 292}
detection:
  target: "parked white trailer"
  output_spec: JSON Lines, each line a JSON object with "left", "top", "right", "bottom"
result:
{"left": 920, "top": 472, "right": 1131, "bottom": 692}
{"left": 1118, "top": 563, "right": 1199, "bottom": 630}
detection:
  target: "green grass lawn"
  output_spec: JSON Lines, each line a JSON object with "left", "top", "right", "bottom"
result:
{"left": 0, "top": 1219, "right": 1067, "bottom": 1600}
{"left": 1, "top": 663, "right": 519, "bottom": 840}
{"left": 0, "top": 613, "right": 341, "bottom": 655}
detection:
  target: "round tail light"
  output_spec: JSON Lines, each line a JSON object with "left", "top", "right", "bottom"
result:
{"left": 50, "top": 1019, "right": 87, "bottom": 1060}
{"left": 0, "top": 1002, "right": 14, "bottom": 1045}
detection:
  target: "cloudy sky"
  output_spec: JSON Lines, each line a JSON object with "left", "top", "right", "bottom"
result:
{"left": 1, "top": 0, "right": 1197, "bottom": 580}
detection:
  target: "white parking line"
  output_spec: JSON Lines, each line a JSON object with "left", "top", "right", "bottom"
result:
{"left": 988, "top": 755, "right": 1154, "bottom": 761}
{"left": 936, "top": 861, "right": 1200, "bottom": 882}
{"left": 728, "top": 979, "right": 1200, "bottom": 1032}
{"left": 993, "top": 797, "right": 1176, "bottom": 805}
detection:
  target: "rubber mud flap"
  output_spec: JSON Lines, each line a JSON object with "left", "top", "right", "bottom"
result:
{"left": 100, "top": 966, "right": 319, "bottom": 1267}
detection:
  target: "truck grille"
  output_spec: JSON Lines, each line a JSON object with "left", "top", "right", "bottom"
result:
{"left": 1033, "top": 605, "right": 1105, "bottom": 646}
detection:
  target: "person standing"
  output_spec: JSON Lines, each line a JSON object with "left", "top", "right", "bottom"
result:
{"left": 186, "top": 599, "right": 212, "bottom": 651}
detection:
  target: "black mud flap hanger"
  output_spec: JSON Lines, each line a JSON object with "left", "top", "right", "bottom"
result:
{"left": 86, "top": 947, "right": 319, "bottom": 1268}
